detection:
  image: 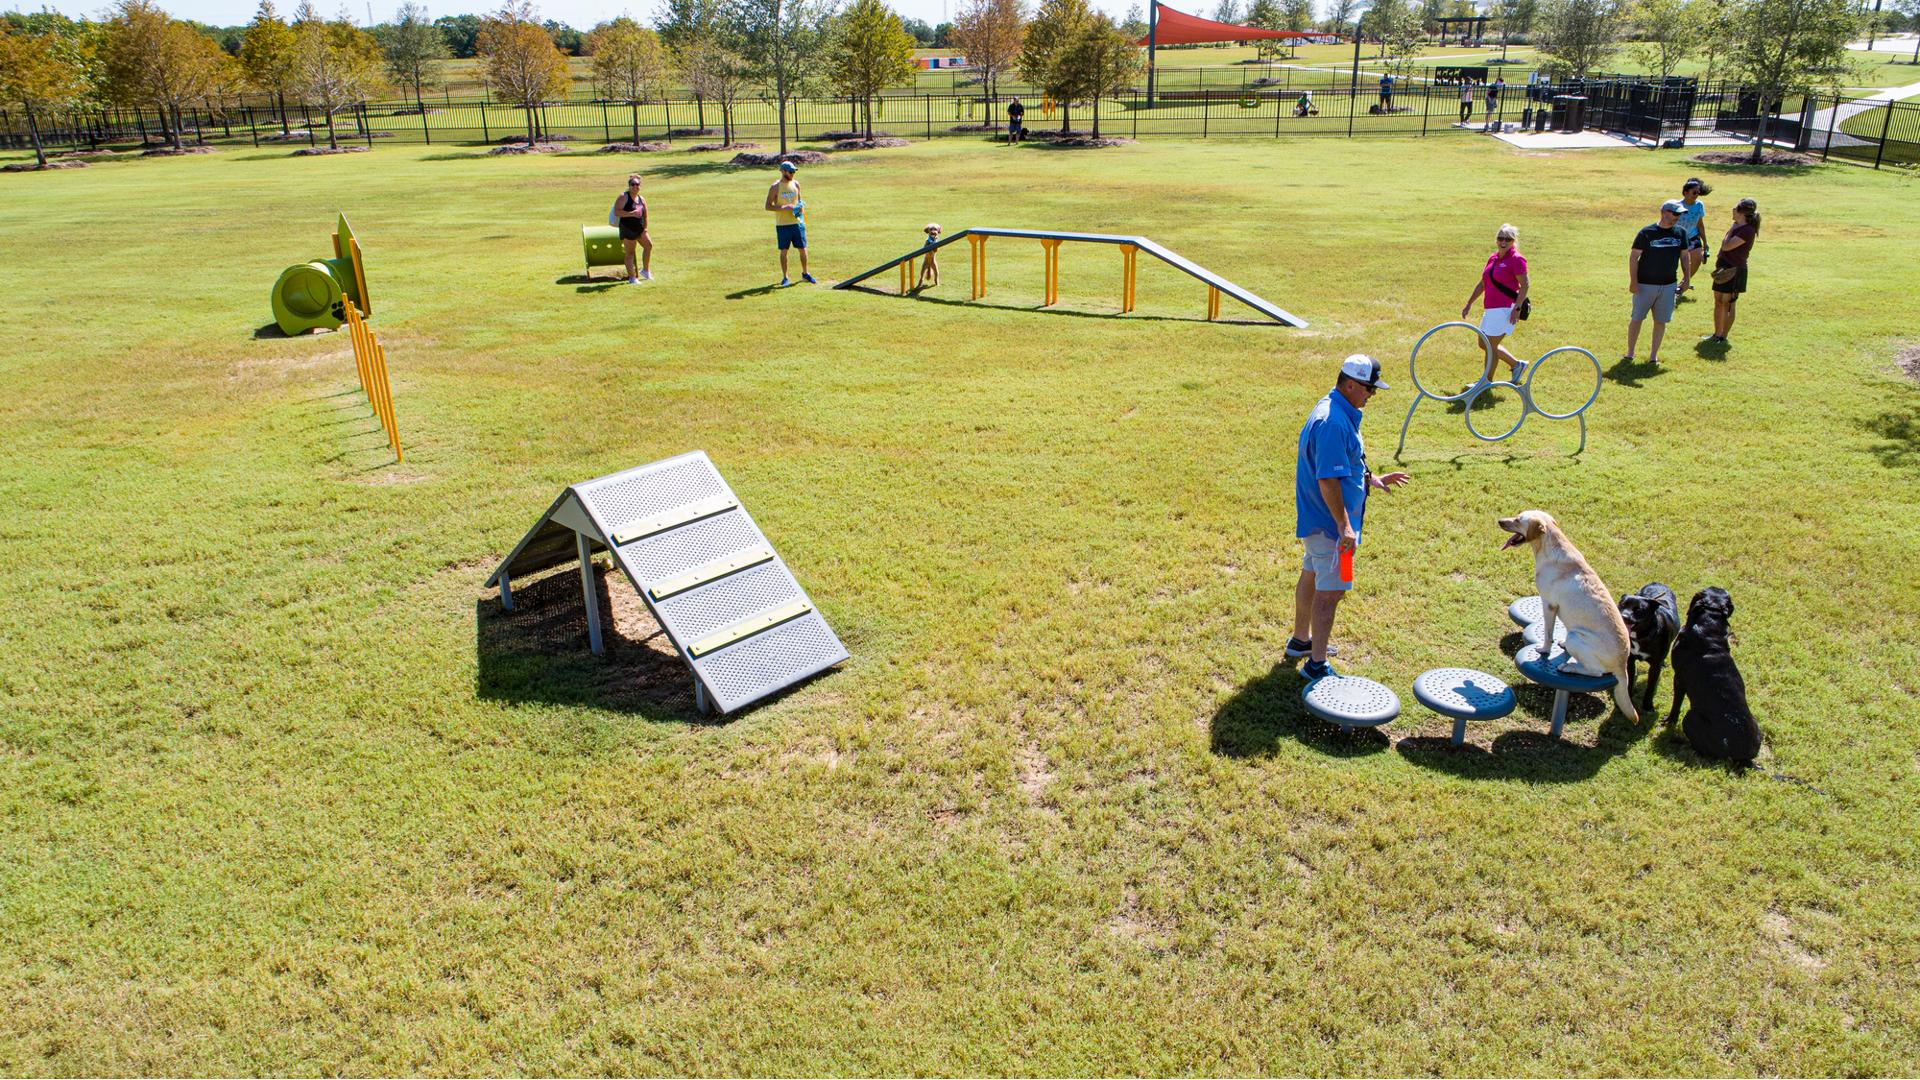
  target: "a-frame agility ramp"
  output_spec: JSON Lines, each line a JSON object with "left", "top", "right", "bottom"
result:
{"left": 833, "top": 227, "right": 1308, "bottom": 327}
{"left": 485, "top": 452, "right": 848, "bottom": 715}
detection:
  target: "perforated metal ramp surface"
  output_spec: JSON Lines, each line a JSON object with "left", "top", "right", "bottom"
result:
{"left": 487, "top": 452, "right": 847, "bottom": 714}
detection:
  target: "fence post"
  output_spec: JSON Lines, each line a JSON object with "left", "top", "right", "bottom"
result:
{"left": 1421, "top": 83, "right": 1430, "bottom": 136}
{"left": 1875, "top": 100, "right": 1894, "bottom": 168}
{"left": 362, "top": 102, "right": 373, "bottom": 148}
{"left": 250, "top": 102, "right": 261, "bottom": 147}
{"left": 480, "top": 100, "right": 489, "bottom": 143}
{"left": 602, "top": 101, "right": 610, "bottom": 143}
{"left": 1203, "top": 94, "right": 1209, "bottom": 138}
{"left": 1822, "top": 92, "right": 1836, "bottom": 160}
{"left": 925, "top": 94, "right": 932, "bottom": 139}
{"left": 664, "top": 99, "right": 673, "bottom": 143}
{"left": 1347, "top": 87, "right": 1356, "bottom": 137}
{"left": 420, "top": 99, "right": 431, "bottom": 144}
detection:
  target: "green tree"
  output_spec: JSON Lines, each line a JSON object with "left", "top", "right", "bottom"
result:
{"left": 1283, "top": 0, "right": 1316, "bottom": 31}
{"left": 1324, "top": 0, "right": 1361, "bottom": 35}
{"left": 1720, "top": 0, "right": 1860, "bottom": 160}
{"left": 1121, "top": 3, "right": 1148, "bottom": 37}
{"left": 679, "top": 34, "right": 750, "bottom": 142}
{"left": 289, "top": 12, "right": 384, "bottom": 149}
{"left": 240, "top": 0, "right": 296, "bottom": 132}
{"left": 825, "top": 0, "right": 916, "bottom": 139}
{"left": 1628, "top": 0, "right": 1705, "bottom": 78}
{"left": 1245, "top": 0, "right": 1283, "bottom": 59}
{"left": 900, "top": 15, "right": 936, "bottom": 42}
{"left": 1533, "top": 0, "right": 1625, "bottom": 75}
{"left": 1017, "top": 0, "right": 1093, "bottom": 130}
{"left": 588, "top": 17, "right": 669, "bottom": 144}
{"left": 1054, "top": 12, "right": 1139, "bottom": 135}
{"left": 0, "top": 22, "right": 88, "bottom": 165}
{"left": 1490, "top": 0, "right": 1538, "bottom": 58}
{"left": 951, "top": 0, "right": 1027, "bottom": 101}
{"left": 656, "top": 0, "right": 719, "bottom": 132}
{"left": 380, "top": 0, "right": 448, "bottom": 110}
{"left": 728, "top": 0, "right": 841, "bottom": 154}
{"left": 1369, "top": 0, "right": 1424, "bottom": 72}
{"left": 1893, "top": 0, "right": 1920, "bottom": 61}
{"left": 101, "top": 0, "right": 229, "bottom": 150}
{"left": 1214, "top": 0, "right": 1244, "bottom": 23}
{"left": 479, "top": 0, "right": 571, "bottom": 143}
{"left": 433, "top": 13, "right": 482, "bottom": 57}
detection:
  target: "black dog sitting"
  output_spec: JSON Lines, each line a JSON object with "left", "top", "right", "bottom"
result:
{"left": 1667, "top": 587, "right": 1763, "bottom": 764}
{"left": 1618, "top": 583, "right": 1679, "bottom": 714}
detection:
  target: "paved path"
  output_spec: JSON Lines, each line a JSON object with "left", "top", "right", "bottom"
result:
{"left": 1802, "top": 78, "right": 1920, "bottom": 149}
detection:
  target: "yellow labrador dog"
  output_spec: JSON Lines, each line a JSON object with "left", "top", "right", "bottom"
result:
{"left": 1497, "top": 510, "right": 1642, "bottom": 723}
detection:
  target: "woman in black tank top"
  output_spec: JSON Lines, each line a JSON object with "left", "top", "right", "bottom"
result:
{"left": 616, "top": 174, "right": 652, "bottom": 283}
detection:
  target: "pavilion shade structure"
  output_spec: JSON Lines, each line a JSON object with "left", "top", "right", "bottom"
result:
{"left": 1135, "top": 2, "right": 1322, "bottom": 45}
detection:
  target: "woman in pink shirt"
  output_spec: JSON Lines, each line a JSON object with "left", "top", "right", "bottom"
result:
{"left": 1460, "top": 222, "right": 1530, "bottom": 383}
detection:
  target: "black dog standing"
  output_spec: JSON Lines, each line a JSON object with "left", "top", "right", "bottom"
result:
{"left": 1667, "top": 587, "right": 1763, "bottom": 764}
{"left": 1618, "top": 583, "right": 1679, "bottom": 714}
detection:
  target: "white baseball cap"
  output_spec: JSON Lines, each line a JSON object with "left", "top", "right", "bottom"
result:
{"left": 1339, "top": 354, "right": 1389, "bottom": 390}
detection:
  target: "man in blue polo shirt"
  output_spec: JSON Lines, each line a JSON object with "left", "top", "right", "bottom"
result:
{"left": 1291, "top": 355, "right": 1412, "bottom": 680}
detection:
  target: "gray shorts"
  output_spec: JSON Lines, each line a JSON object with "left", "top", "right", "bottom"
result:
{"left": 1302, "top": 532, "right": 1353, "bottom": 593}
{"left": 1631, "top": 282, "right": 1677, "bottom": 323}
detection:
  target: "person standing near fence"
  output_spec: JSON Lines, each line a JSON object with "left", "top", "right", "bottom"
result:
{"left": 1674, "top": 177, "right": 1711, "bottom": 294}
{"left": 1379, "top": 73, "right": 1394, "bottom": 111}
{"left": 1461, "top": 223, "right": 1530, "bottom": 382}
{"left": 1006, "top": 97, "right": 1025, "bottom": 143}
{"left": 1460, "top": 82, "right": 1474, "bottom": 123}
{"left": 1484, "top": 77, "right": 1504, "bottom": 131}
{"left": 765, "top": 160, "right": 815, "bottom": 287}
{"left": 615, "top": 174, "right": 652, "bottom": 284}
{"left": 1707, "top": 198, "right": 1758, "bottom": 345}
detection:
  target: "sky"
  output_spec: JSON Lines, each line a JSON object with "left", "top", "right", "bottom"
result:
{"left": 14, "top": 0, "right": 1142, "bottom": 31}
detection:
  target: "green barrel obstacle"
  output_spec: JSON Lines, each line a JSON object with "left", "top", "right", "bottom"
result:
{"left": 582, "top": 225, "right": 625, "bottom": 279}
{"left": 271, "top": 213, "right": 372, "bottom": 335}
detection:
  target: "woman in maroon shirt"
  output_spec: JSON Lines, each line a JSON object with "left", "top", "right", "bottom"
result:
{"left": 1709, "top": 198, "right": 1758, "bottom": 345}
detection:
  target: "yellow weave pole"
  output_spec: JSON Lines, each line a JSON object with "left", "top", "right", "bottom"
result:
{"left": 1120, "top": 244, "right": 1137, "bottom": 313}
{"left": 346, "top": 301, "right": 369, "bottom": 396}
{"left": 1207, "top": 285, "right": 1221, "bottom": 321}
{"left": 969, "top": 234, "right": 986, "bottom": 300}
{"left": 375, "top": 340, "right": 401, "bottom": 461}
{"left": 1040, "top": 238, "right": 1062, "bottom": 307}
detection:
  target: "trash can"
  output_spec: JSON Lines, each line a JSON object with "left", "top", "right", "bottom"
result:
{"left": 1534, "top": 103, "right": 1551, "bottom": 132}
{"left": 1550, "top": 94, "right": 1572, "bottom": 131}
{"left": 1559, "top": 95, "right": 1588, "bottom": 133}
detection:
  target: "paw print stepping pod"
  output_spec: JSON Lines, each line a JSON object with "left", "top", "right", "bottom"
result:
{"left": 1521, "top": 619, "right": 1569, "bottom": 648}
{"left": 1301, "top": 675, "right": 1401, "bottom": 732}
{"left": 1514, "top": 642, "right": 1618, "bottom": 738}
{"left": 1413, "top": 667, "right": 1517, "bottom": 745}
{"left": 1508, "top": 595, "right": 1543, "bottom": 628}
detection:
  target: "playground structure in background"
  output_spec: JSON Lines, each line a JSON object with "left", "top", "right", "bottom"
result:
{"left": 835, "top": 227, "right": 1308, "bottom": 327}
{"left": 270, "top": 213, "right": 371, "bottom": 336}
{"left": 581, "top": 225, "right": 626, "bottom": 278}
{"left": 1394, "top": 321, "right": 1602, "bottom": 458}
{"left": 341, "top": 291, "right": 402, "bottom": 462}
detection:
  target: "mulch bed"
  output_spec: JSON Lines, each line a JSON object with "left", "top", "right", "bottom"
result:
{"left": 950, "top": 123, "right": 1001, "bottom": 132}
{"left": 1896, "top": 343, "right": 1920, "bottom": 386}
{"left": 668, "top": 128, "right": 717, "bottom": 138}
{"left": 497, "top": 133, "right": 574, "bottom": 143}
{"left": 3, "top": 159, "right": 88, "bottom": 171}
{"left": 142, "top": 145, "right": 219, "bottom": 156}
{"left": 817, "top": 130, "right": 897, "bottom": 141}
{"left": 291, "top": 145, "right": 370, "bottom": 155}
{"left": 51, "top": 149, "right": 120, "bottom": 160}
{"left": 1693, "top": 149, "right": 1820, "bottom": 167}
{"left": 831, "top": 137, "right": 910, "bottom": 150}
{"left": 262, "top": 130, "right": 315, "bottom": 143}
{"left": 729, "top": 149, "right": 829, "bottom": 167}
{"left": 598, "top": 141, "right": 670, "bottom": 153}
{"left": 488, "top": 142, "right": 570, "bottom": 155}
{"left": 688, "top": 141, "right": 759, "bottom": 152}
{"left": 1029, "top": 130, "right": 1134, "bottom": 148}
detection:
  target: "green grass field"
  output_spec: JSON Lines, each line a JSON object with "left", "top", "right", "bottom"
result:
{"left": 3, "top": 136, "right": 1919, "bottom": 1074}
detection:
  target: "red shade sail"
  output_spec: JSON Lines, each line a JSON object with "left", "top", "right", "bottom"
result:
{"left": 1135, "top": 2, "right": 1322, "bottom": 45}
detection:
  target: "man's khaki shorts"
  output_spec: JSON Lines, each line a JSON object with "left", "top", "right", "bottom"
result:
{"left": 1302, "top": 532, "right": 1352, "bottom": 592}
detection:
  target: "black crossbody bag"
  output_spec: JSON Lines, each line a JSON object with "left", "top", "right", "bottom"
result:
{"left": 1489, "top": 269, "right": 1530, "bottom": 321}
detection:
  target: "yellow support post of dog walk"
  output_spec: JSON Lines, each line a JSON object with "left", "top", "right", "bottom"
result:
{"left": 1120, "top": 243, "right": 1137, "bottom": 313}
{"left": 969, "top": 234, "right": 987, "bottom": 300}
{"left": 1206, "top": 284, "right": 1221, "bottom": 321}
{"left": 1040, "top": 238, "right": 1062, "bottom": 307}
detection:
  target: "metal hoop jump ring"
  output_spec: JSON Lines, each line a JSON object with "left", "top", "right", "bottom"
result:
{"left": 1462, "top": 381, "right": 1529, "bottom": 441}
{"left": 1524, "top": 346, "right": 1603, "bottom": 420}
{"left": 1408, "top": 320, "right": 1496, "bottom": 402}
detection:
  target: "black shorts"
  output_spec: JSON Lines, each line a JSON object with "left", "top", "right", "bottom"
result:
{"left": 1712, "top": 265, "right": 1747, "bottom": 295}
{"left": 1687, "top": 235, "right": 1708, "bottom": 255}
{"left": 619, "top": 218, "right": 647, "bottom": 241}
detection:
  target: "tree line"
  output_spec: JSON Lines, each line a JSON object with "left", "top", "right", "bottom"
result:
{"left": 3, "top": 0, "right": 1899, "bottom": 166}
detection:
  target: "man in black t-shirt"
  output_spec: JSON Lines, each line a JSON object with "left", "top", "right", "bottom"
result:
{"left": 1626, "top": 199, "right": 1688, "bottom": 364}
{"left": 1006, "top": 98, "right": 1025, "bottom": 144}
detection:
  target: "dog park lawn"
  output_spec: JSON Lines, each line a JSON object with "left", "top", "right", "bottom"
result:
{"left": 2, "top": 134, "right": 1918, "bottom": 1074}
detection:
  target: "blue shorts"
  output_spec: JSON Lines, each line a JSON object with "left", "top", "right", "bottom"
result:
{"left": 776, "top": 223, "right": 807, "bottom": 250}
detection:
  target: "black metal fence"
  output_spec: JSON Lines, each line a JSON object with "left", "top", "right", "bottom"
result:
{"left": 6, "top": 79, "right": 1917, "bottom": 167}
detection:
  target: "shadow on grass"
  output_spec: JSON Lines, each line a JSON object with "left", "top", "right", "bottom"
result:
{"left": 475, "top": 562, "right": 708, "bottom": 724}
{"left": 643, "top": 161, "right": 742, "bottom": 179}
{"left": 1210, "top": 661, "right": 1393, "bottom": 760}
{"left": 726, "top": 282, "right": 788, "bottom": 299}
{"left": 553, "top": 274, "right": 627, "bottom": 293}
{"left": 844, "top": 286, "right": 1271, "bottom": 326}
{"left": 253, "top": 322, "right": 295, "bottom": 339}
{"left": 1693, "top": 335, "right": 1732, "bottom": 362}
{"left": 1861, "top": 397, "right": 1920, "bottom": 470}
{"left": 1604, "top": 356, "right": 1668, "bottom": 387}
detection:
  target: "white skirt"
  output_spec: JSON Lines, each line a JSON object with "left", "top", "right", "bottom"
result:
{"left": 1479, "top": 305, "right": 1516, "bottom": 338}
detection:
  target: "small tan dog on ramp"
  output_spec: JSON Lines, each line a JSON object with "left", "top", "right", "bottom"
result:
{"left": 1497, "top": 510, "right": 1642, "bottom": 723}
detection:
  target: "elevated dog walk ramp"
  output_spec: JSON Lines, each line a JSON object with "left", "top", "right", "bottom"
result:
{"left": 833, "top": 227, "right": 1307, "bottom": 327}
{"left": 485, "top": 451, "right": 848, "bottom": 715}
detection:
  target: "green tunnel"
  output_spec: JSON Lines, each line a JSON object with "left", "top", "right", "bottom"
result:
{"left": 270, "top": 214, "right": 370, "bottom": 336}
{"left": 582, "top": 225, "right": 625, "bottom": 270}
